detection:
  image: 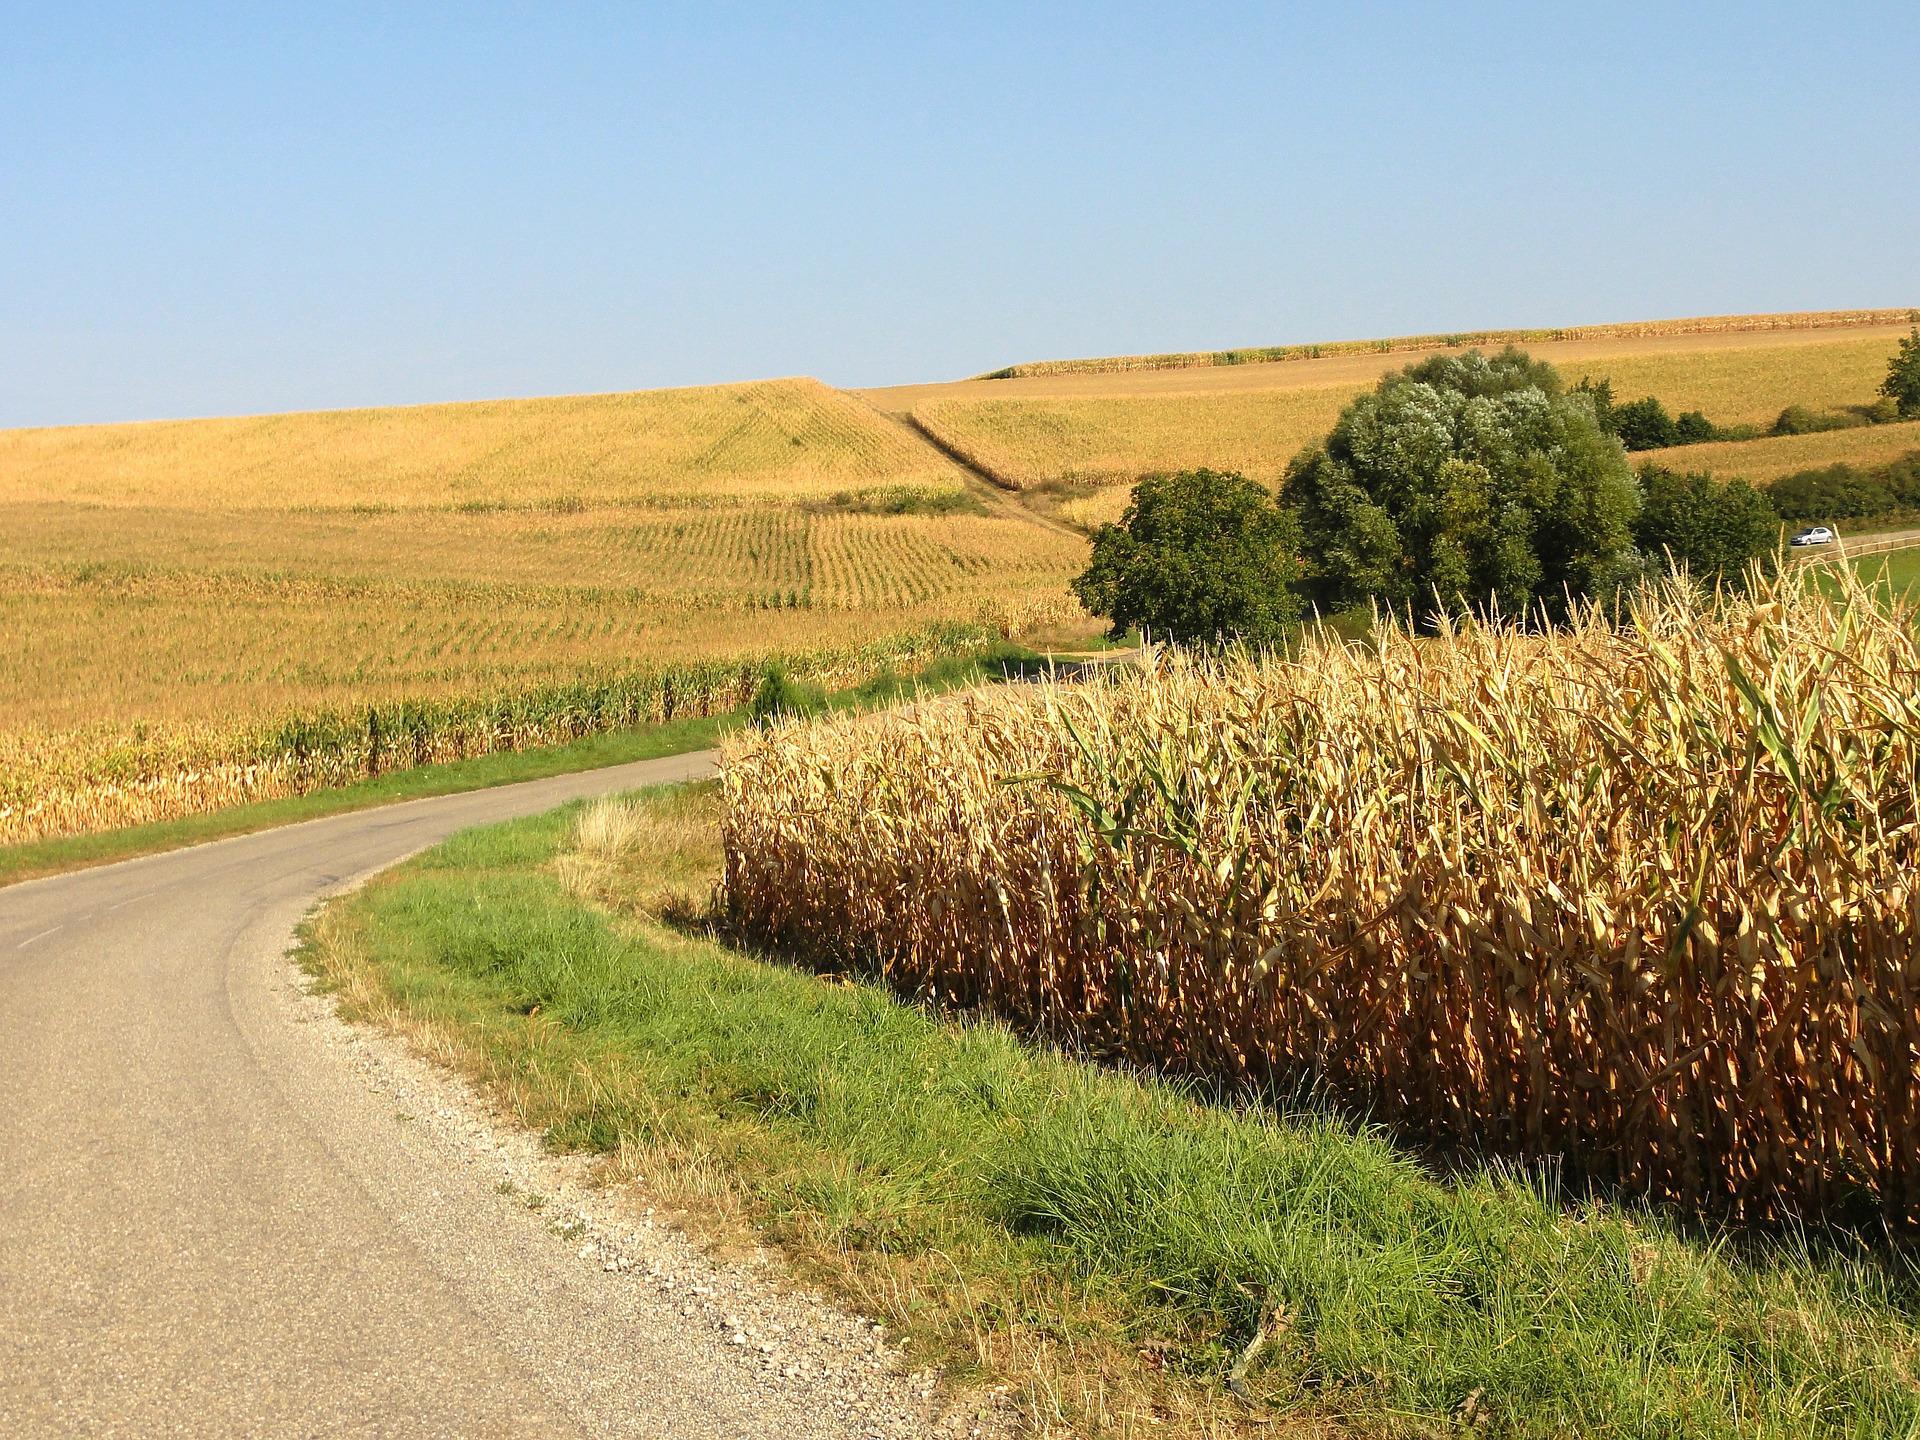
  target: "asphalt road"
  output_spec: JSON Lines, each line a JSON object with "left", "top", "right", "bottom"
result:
{"left": 0, "top": 751, "right": 933, "bottom": 1438}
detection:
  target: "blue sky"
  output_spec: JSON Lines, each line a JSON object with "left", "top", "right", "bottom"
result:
{"left": 3, "top": 2, "right": 1915, "bottom": 425}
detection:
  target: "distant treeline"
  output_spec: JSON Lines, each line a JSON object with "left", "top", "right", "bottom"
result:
{"left": 1575, "top": 376, "right": 1908, "bottom": 453}
{"left": 1764, "top": 452, "right": 1920, "bottom": 521}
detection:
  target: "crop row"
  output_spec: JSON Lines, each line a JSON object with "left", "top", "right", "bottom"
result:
{"left": 982, "top": 309, "right": 1920, "bottom": 379}
{"left": 0, "top": 624, "right": 988, "bottom": 845}
{"left": 722, "top": 570, "right": 1920, "bottom": 1222}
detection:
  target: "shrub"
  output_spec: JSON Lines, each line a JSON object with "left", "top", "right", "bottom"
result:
{"left": 748, "top": 666, "right": 828, "bottom": 725}
{"left": 1673, "top": 409, "right": 1718, "bottom": 443}
{"left": 817, "top": 485, "right": 987, "bottom": 516}
{"left": 1765, "top": 463, "right": 1897, "bottom": 520}
{"left": 1613, "top": 395, "right": 1680, "bottom": 450}
{"left": 1633, "top": 465, "right": 1777, "bottom": 584}
{"left": 1885, "top": 452, "right": 1920, "bottom": 507}
{"left": 1772, "top": 404, "right": 1823, "bottom": 436}
{"left": 1771, "top": 405, "right": 1865, "bottom": 437}
{"left": 1881, "top": 327, "right": 1920, "bottom": 418}
{"left": 1072, "top": 468, "right": 1302, "bottom": 647}
{"left": 1574, "top": 380, "right": 1716, "bottom": 447}
{"left": 1283, "top": 348, "right": 1639, "bottom": 622}
{"left": 1572, "top": 375, "right": 1616, "bottom": 433}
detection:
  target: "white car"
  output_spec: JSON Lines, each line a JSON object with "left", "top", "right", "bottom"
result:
{"left": 1790, "top": 526, "right": 1835, "bottom": 547}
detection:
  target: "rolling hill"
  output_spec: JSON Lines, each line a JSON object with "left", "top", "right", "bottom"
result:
{"left": 5, "top": 308, "right": 1915, "bottom": 842}
{"left": 0, "top": 377, "right": 1091, "bottom": 842}
{"left": 878, "top": 317, "right": 1916, "bottom": 528}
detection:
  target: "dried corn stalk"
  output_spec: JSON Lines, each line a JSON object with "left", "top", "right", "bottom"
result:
{"left": 722, "top": 571, "right": 1920, "bottom": 1222}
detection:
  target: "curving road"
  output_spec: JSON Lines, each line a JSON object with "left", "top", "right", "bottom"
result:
{"left": 0, "top": 750, "right": 929, "bottom": 1438}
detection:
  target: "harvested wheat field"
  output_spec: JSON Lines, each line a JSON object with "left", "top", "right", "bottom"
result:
{"left": 963, "top": 307, "right": 1919, "bottom": 383}
{"left": 0, "top": 377, "right": 971, "bottom": 511}
{"left": 0, "top": 379, "right": 1090, "bottom": 843}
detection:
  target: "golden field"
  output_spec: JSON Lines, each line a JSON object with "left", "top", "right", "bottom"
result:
{"left": 867, "top": 316, "right": 1916, "bottom": 410}
{"left": 972, "top": 306, "right": 1919, "bottom": 379}
{"left": 895, "top": 322, "right": 1914, "bottom": 527}
{"left": 1640, "top": 418, "right": 1920, "bottom": 482}
{"left": 0, "top": 505, "right": 1082, "bottom": 733}
{"left": 0, "top": 379, "right": 1090, "bottom": 843}
{"left": 8, "top": 310, "right": 1914, "bottom": 845}
{"left": 913, "top": 387, "right": 1350, "bottom": 493}
{"left": 0, "top": 377, "right": 968, "bottom": 511}
{"left": 723, "top": 568, "right": 1920, "bottom": 1222}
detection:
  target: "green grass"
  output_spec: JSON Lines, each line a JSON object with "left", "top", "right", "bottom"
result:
{"left": 1855, "top": 546, "right": 1920, "bottom": 595}
{"left": 301, "top": 785, "right": 1920, "bottom": 1440}
{"left": 0, "top": 644, "right": 1043, "bottom": 889}
{"left": 1801, "top": 545, "right": 1920, "bottom": 607}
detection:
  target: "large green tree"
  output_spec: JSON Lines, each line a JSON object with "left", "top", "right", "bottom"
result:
{"left": 1073, "top": 468, "right": 1301, "bottom": 646}
{"left": 1881, "top": 327, "right": 1920, "bottom": 419}
{"left": 1281, "top": 347, "right": 1641, "bottom": 622}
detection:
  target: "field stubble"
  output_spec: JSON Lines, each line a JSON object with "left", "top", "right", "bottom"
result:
{"left": 970, "top": 308, "right": 1918, "bottom": 380}
{"left": 0, "top": 378, "right": 966, "bottom": 510}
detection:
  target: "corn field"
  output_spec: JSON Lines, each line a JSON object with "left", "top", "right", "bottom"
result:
{"left": 722, "top": 571, "right": 1920, "bottom": 1222}
{"left": 983, "top": 308, "right": 1919, "bottom": 378}
{"left": 0, "top": 626, "right": 983, "bottom": 845}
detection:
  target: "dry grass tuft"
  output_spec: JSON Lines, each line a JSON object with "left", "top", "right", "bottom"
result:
{"left": 557, "top": 786, "right": 725, "bottom": 920}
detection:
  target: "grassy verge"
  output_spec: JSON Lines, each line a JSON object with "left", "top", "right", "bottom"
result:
{"left": 0, "top": 645, "right": 1040, "bottom": 889}
{"left": 1855, "top": 546, "right": 1920, "bottom": 595}
{"left": 300, "top": 784, "right": 1920, "bottom": 1440}
{"left": 1802, "top": 547, "right": 1920, "bottom": 606}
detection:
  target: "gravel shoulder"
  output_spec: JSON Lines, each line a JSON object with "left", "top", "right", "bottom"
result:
{"left": 269, "top": 913, "right": 1000, "bottom": 1440}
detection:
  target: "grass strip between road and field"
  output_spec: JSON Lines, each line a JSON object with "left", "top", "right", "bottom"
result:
{"left": 0, "top": 645, "right": 1047, "bottom": 889}
{"left": 298, "top": 782, "right": 1920, "bottom": 1440}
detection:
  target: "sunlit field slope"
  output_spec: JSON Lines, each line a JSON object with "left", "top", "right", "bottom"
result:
{"left": 1639, "top": 419, "right": 1920, "bottom": 482}
{"left": 891, "top": 320, "right": 1914, "bottom": 529}
{"left": 0, "top": 379, "right": 1088, "bottom": 843}
{"left": 971, "top": 307, "right": 1919, "bottom": 380}
{"left": 1, "top": 504, "right": 1080, "bottom": 731}
{"left": 0, "top": 378, "right": 968, "bottom": 510}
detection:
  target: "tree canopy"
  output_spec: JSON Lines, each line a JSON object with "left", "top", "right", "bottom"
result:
{"left": 1632, "top": 465, "right": 1779, "bottom": 586}
{"left": 1882, "top": 327, "right": 1920, "bottom": 419}
{"left": 1072, "top": 468, "right": 1301, "bottom": 646}
{"left": 1280, "top": 347, "right": 1641, "bottom": 622}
